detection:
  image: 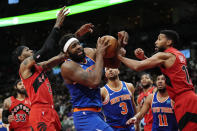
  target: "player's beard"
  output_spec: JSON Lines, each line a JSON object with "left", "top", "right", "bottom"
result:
{"left": 155, "top": 46, "right": 166, "bottom": 53}
{"left": 108, "top": 75, "right": 118, "bottom": 81}
{"left": 68, "top": 50, "right": 86, "bottom": 63}
{"left": 142, "top": 83, "right": 151, "bottom": 89}
{"left": 158, "top": 87, "right": 166, "bottom": 93}
{"left": 16, "top": 88, "right": 27, "bottom": 96}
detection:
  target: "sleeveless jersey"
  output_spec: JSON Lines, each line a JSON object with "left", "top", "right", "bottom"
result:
{"left": 0, "top": 121, "right": 7, "bottom": 131}
{"left": 137, "top": 87, "right": 154, "bottom": 126}
{"left": 9, "top": 96, "right": 31, "bottom": 130}
{"left": 152, "top": 91, "right": 178, "bottom": 131}
{"left": 65, "top": 56, "right": 102, "bottom": 108}
{"left": 160, "top": 47, "right": 194, "bottom": 101}
{"left": 20, "top": 64, "right": 54, "bottom": 106}
{"left": 102, "top": 81, "right": 135, "bottom": 126}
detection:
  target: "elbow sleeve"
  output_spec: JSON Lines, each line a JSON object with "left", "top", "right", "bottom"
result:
{"left": 33, "top": 27, "right": 61, "bottom": 62}
{"left": 2, "top": 110, "right": 10, "bottom": 124}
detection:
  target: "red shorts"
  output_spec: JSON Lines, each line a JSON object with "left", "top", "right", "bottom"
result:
{"left": 144, "top": 123, "right": 152, "bottom": 131}
{"left": 29, "top": 105, "right": 61, "bottom": 131}
{"left": 174, "top": 91, "right": 197, "bottom": 131}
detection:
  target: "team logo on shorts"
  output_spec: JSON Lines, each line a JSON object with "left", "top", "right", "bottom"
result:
{"left": 37, "top": 122, "right": 47, "bottom": 131}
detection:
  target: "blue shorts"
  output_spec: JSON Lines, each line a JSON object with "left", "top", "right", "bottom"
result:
{"left": 111, "top": 125, "right": 135, "bottom": 131}
{"left": 73, "top": 111, "right": 113, "bottom": 131}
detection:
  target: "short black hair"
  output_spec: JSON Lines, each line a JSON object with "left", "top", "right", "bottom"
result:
{"left": 12, "top": 46, "right": 26, "bottom": 66}
{"left": 14, "top": 79, "right": 21, "bottom": 87}
{"left": 59, "top": 33, "right": 76, "bottom": 52}
{"left": 160, "top": 30, "right": 180, "bottom": 45}
{"left": 140, "top": 72, "right": 153, "bottom": 80}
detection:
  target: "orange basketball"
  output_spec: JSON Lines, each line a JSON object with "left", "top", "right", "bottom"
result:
{"left": 101, "top": 35, "right": 119, "bottom": 58}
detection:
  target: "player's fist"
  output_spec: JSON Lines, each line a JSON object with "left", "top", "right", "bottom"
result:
{"left": 126, "top": 117, "right": 137, "bottom": 125}
{"left": 134, "top": 48, "right": 146, "bottom": 60}
{"left": 8, "top": 113, "right": 15, "bottom": 123}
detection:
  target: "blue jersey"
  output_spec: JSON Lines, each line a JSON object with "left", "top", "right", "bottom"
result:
{"left": 102, "top": 81, "right": 135, "bottom": 127}
{"left": 0, "top": 121, "right": 7, "bottom": 131}
{"left": 65, "top": 56, "right": 102, "bottom": 108}
{"left": 152, "top": 91, "right": 178, "bottom": 131}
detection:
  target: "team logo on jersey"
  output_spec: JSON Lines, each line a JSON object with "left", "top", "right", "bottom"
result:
{"left": 11, "top": 103, "right": 30, "bottom": 115}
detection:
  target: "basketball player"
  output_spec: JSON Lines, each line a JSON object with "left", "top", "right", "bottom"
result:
{"left": 60, "top": 31, "right": 128, "bottom": 130}
{"left": 137, "top": 73, "right": 155, "bottom": 131}
{"left": 118, "top": 30, "right": 197, "bottom": 130}
{"left": 127, "top": 74, "right": 179, "bottom": 131}
{"left": 101, "top": 68, "right": 137, "bottom": 131}
{"left": 12, "top": 7, "right": 71, "bottom": 131}
{"left": 2, "top": 79, "right": 31, "bottom": 131}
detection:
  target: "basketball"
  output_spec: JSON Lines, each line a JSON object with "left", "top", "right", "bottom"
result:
{"left": 101, "top": 35, "right": 119, "bottom": 58}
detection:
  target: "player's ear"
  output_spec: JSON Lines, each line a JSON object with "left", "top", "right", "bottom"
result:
{"left": 18, "top": 55, "right": 23, "bottom": 62}
{"left": 117, "top": 69, "right": 120, "bottom": 74}
{"left": 167, "top": 40, "right": 173, "bottom": 46}
{"left": 13, "top": 85, "right": 17, "bottom": 90}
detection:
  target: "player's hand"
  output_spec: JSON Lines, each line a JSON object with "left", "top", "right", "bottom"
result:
{"left": 126, "top": 117, "right": 137, "bottom": 125}
{"left": 96, "top": 37, "right": 110, "bottom": 57}
{"left": 117, "top": 47, "right": 126, "bottom": 60}
{"left": 54, "top": 6, "right": 70, "bottom": 29}
{"left": 8, "top": 113, "right": 15, "bottom": 123}
{"left": 134, "top": 48, "right": 147, "bottom": 60}
{"left": 75, "top": 23, "right": 94, "bottom": 38}
{"left": 118, "top": 31, "right": 129, "bottom": 47}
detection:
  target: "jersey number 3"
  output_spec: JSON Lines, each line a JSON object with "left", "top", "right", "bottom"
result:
{"left": 158, "top": 114, "right": 168, "bottom": 126}
{"left": 119, "top": 102, "right": 128, "bottom": 115}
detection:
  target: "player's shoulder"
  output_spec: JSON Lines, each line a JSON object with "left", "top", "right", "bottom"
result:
{"left": 61, "top": 60, "right": 79, "bottom": 71}
{"left": 3, "top": 97, "right": 12, "bottom": 109}
{"left": 152, "top": 52, "right": 172, "bottom": 59}
{"left": 124, "top": 82, "right": 135, "bottom": 92}
{"left": 84, "top": 48, "right": 96, "bottom": 60}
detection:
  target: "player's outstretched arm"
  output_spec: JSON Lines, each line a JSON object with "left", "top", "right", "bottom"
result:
{"left": 20, "top": 7, "right": 69, "bottom": 79}
{"left": 118, "top": 51, "right": 169, "bottom": 71}
{"left": 61, "top": 37, "right": 109, "bottom": 88}
{"left": 126, "top": 94, "right": 152, "bottom": 125}
{"left": 38, "top": 52, "right": 66, "bottom": 70}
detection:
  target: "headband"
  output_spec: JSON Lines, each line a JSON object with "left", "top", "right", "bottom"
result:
{"left": 63, "top": 38, "right": 79, "bottom": 53}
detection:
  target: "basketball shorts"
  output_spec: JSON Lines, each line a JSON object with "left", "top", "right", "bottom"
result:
{"left": 73, "top": 111, "right": 113, "bottom": 131}
{"left": 174, "top": 91, "right": 197, "bottom": 131}
{"left": 29, "top": 105, "right": 61, "bottom": 131}
{"left": 111, "top": 125, "right": 135, "bottom": 131}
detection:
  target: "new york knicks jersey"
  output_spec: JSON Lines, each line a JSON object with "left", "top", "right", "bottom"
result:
{"left": 102, "top": 81, "right": 135, "bottom": 126}
{"left": 65, "top": 56, "right": 102, "bottom": 108}
{"left": 152, "top": 91, "right": 178, "bottom": 131}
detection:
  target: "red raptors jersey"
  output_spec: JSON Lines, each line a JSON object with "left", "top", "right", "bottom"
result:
{"left": 20, "top": 64, "right": 54, "bottom": 106}
{"left": 137, "top": 87, "right": 155, "bottom": 126}
{"left": 160, "top": 47, "right": 194, "bottom": 101}
{"left": 9, "top": 96, "right": 31, "bottom": 130}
